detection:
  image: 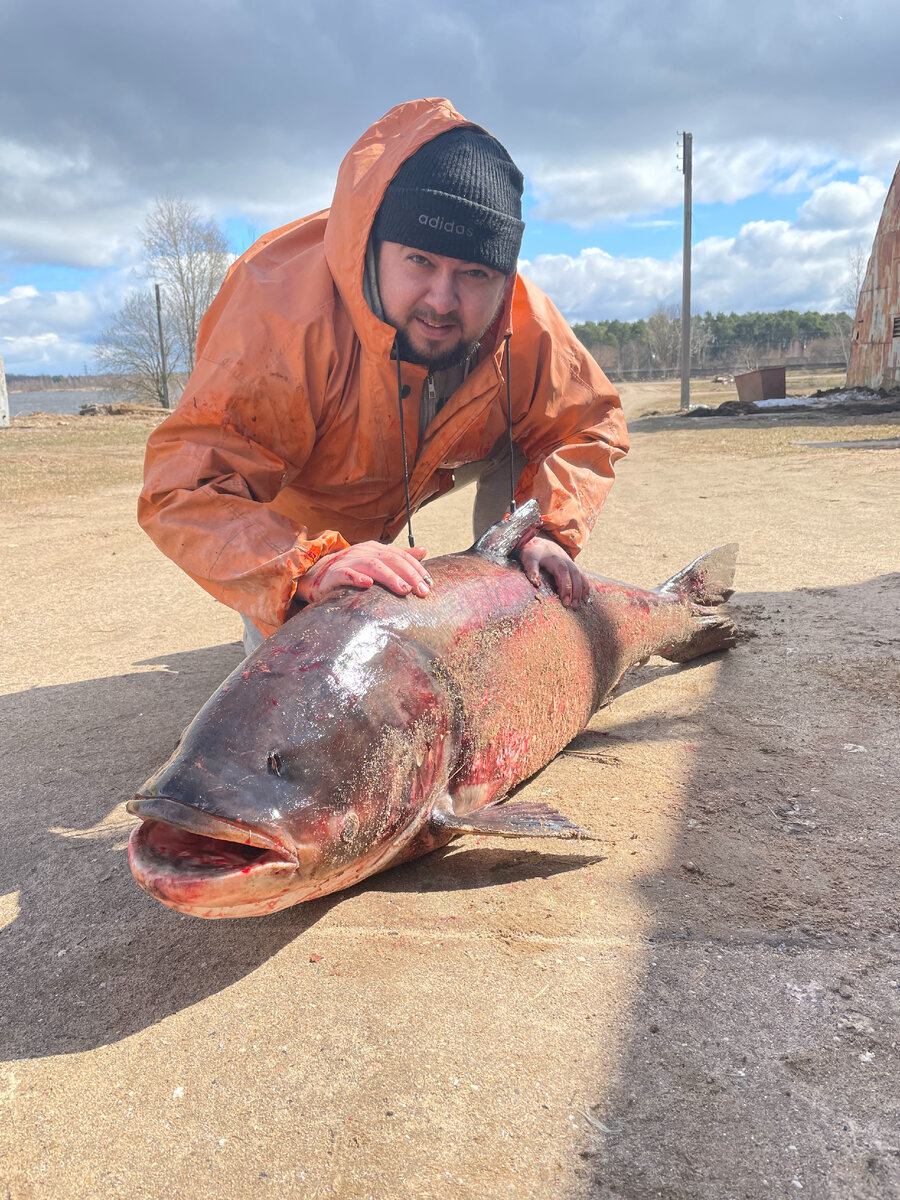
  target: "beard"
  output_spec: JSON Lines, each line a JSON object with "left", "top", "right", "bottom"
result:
{"left": 394, "top": 325, "right": 481, "bottom": 371}
{"left": 393, "top": 296, "right": 506, "bottom": 371}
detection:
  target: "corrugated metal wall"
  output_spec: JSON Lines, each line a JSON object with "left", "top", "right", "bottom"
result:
{"left": 848, "top": 162, "right": 900, "bottom": 389}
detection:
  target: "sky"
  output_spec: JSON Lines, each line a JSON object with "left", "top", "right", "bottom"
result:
{"left": 1, "top": 0, "right": 898, "bottom": 376}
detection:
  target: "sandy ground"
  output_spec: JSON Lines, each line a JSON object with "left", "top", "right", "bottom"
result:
{"left": 1, "top": 382, "right": 898, "bottom": 1200}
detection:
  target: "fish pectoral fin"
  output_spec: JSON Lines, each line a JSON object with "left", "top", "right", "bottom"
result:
{"left": 431, "top": 797, "right": 601, "bottom": 841}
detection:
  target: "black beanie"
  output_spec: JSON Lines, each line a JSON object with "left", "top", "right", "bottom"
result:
{"left": 372, "top": 127, "right": 525, "bottom": 275}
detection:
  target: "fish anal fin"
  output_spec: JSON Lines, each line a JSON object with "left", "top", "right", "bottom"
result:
{"left": 431, "top": 796, "right": 601, "bottom": 841}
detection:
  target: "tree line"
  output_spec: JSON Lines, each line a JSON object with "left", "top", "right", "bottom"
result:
{"left": 6, "top": 372, "right": 123, "bottom": 391}
{"left": 572, "top": 305, "right": 854, "bottom": 378}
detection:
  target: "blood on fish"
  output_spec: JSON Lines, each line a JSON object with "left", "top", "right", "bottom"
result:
{"left": 127, "top": 504, "right": 738, "bottom": 918}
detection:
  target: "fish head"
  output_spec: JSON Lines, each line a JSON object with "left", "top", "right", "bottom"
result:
{"left": 127, "top": 614, "right": 454, "bottom": 917}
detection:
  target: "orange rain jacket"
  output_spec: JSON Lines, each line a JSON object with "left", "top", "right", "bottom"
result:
{"left": 138, "top": 99, "right": 629, "bottom": 639}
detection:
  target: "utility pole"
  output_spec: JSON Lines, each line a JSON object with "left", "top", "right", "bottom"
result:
{"left": 155, "top": 283, "right": 170, "bottom": 409}
{"left": 0, "top": 356, "right": 8, "bottom": 428}
{"left": 679, "top": 132, "right": 693, "bottom": 411}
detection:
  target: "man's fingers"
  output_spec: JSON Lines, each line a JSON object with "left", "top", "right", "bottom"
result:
{"left": 342, "top": 569, "right": 374, "bottom": 589}
{"left": 518, "top": 544, "right": 541, "bottom": 588}
{"left": 306, "top": 565, "right": 372, "bottom": 601}
{"left": 559, "top": 560, "right": 586, "bottom": 609}
{"left": 550, "top": 559, "right": 573, "bottom": 607}
{"left": 568, "top": 562, "right": 584, "bottom": 608}
{"left": 383, "top": 554, "right": 432, "bottom": 595}
{"left": 398, "top": 546, "right": 432, "bottom": 588}
{"left": 299, "top": 541, "right": 437, "bottom": 604}
{"left": 516, "top": 535, "right": 588, "bottom": 608}
{"left": 364, "top": 544, "right": 431, "bottom": 590}
{"left": 360, "top": 555, "right": 431, "bottom": 598}
{"left": 366, "top": 561, "right": 415, "bottom": 595}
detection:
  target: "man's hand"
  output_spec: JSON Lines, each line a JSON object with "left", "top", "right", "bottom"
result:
{"left": 294, "top": 542, "right": 432, "bottom": 605}
{"left": 517, "top": 534, "right": 588, "bottom": 609}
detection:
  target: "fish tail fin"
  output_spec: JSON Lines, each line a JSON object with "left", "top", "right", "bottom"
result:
{"left": 655, "top": 544, "right": 739, "bottom": 663}
{"left": 657, "top": 610, "right": 739, "bottom": 662}
{"left": 655, "top": 543, "right": 738, "bottom": 606}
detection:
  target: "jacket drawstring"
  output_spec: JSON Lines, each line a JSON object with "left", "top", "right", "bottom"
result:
{"left": 504, "top": 335, "right": 517, "bottom": 515}
{"left": 394, "top": 338, "right": 415, "bottom": 547}
{"left": 395, "top": 334, "right": 516, "bottom": 545}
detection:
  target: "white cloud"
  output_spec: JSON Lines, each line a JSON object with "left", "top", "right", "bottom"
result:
{"left": 0, "top": 139, "right": 144, "bottom": 269}
{"left": 0, "top": 271, "right": 138, "bottom": 373}
{"left": 527, "top": 149, "right": 682, "bottom": 227}
{"left": 0, "top": 133, "right": 336, "bottom": 273}
{"left": 522, "top": 173, "right": 886, "bottom": 323}
{"left": 520, "top": 249, "right": 679, "bottom": 321}
{"left": 0, "top": 332, "right": 95, "bottom": 374}
{"left": 795, "top": 176, "right": 887, "bottom": 232}
{"left": 527, "top": 141, "right": 866, "bottom": 229}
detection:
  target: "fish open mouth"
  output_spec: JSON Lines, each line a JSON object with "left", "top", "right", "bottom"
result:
{"left": 127, "top": 797, "right": 303, "bottom": 918}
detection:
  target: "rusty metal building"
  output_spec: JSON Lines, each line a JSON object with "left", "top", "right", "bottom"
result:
{"left": 848, "top": 161, "right": 900, "bottom": 389}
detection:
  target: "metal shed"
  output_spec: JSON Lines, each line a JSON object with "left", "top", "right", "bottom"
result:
{"left": 847, "top": 161, "right": 900, "bottom": 390}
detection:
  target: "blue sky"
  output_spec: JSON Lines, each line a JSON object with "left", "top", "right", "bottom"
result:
{"left": 1, "top": 0, "right": 897, "bottom": 375}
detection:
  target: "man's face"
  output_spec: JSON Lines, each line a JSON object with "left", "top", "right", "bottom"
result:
{"left": 377, "top": 241, "right": 509, "bottom": 370}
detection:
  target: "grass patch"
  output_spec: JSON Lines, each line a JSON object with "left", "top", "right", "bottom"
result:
{"left": 0, "top": 415, "right": 161, "bottom": 508}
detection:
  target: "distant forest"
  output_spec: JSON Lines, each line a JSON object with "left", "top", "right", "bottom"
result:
{"left": 6, "top": 372, "right": 123, "bottom": 391}
{"left": 7, "top": 307, "right": 853, "bottom": 390}
{"left": 572, "top": 307, "right": 854, "bottom": 379}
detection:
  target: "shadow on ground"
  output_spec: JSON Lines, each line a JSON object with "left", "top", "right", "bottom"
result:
{"left": 627, "top": 406, "right": 900, "bottom": 436}
{"left": 0, "top": 642, "right": 596, "bottom": 1061}
{"left": 0, "top": 643, "right": 319, "bottom": 1061}
{"left": 576, "top": 575, "right": 900, "bottom": 1199}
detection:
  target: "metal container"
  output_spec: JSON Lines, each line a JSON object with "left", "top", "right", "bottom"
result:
{"left": 733, "top": 367, "right": 787, "bottom": 405}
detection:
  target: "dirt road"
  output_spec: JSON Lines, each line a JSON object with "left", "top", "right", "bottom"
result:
{"left": 1, "top": 388, "right": 898, "bottom": 1199}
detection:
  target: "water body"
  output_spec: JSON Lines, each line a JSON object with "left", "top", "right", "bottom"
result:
{"left": 9, "top": 389, "right": 122, "bottom": 417}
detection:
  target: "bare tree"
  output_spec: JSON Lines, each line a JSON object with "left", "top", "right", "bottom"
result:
{"left": 96, "top": 195, "right": 232, "bottom": 403}
{"left": 731, "top": 344, "right": 760, "bottom": 374}
{"left": 644, "top": 304, "right": 681, "bottom": 374}
{"left": 141, "top": 195, "right": 232, "bottom": 373}
{"left": 95, "top": 290, "right": 178, "bottom": 406}
{"left": 841, "top": 242, "right": 868, "bottom": 316}
{"left": 690, "top": 314, "right": 712, "bottom": 370}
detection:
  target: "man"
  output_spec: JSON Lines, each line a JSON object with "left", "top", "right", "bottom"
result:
{"left": 139, "top": 99, "right": 629, "bottom": 653}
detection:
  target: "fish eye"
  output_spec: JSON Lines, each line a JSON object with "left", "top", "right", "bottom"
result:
{"left": 266, "top": 751, "right": 283, "bottom": 777}
{"left": 340, "top": 812, "right": 360, "bottom": 843}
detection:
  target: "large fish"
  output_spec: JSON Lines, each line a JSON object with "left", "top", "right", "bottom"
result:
{"left": 128, "top": 502, "right": 737, "bottom": 918}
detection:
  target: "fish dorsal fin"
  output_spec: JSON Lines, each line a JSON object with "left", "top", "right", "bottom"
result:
{"left": 471, "top": 499, "right": 543, "bottom": 561}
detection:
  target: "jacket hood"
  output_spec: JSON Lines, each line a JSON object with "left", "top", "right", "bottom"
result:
{"left": 323, "top": 98, "right": 513, "bottom": 357}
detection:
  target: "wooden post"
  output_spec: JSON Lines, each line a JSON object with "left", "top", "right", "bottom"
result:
{"left": 680, "top": 132, "right": 693, "bottom": 411}
{"left": 155, "top": 284, "right": 171, "bottom": 409}
{"left": 0, "top": 356, "right": 9, "bottom": 428}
